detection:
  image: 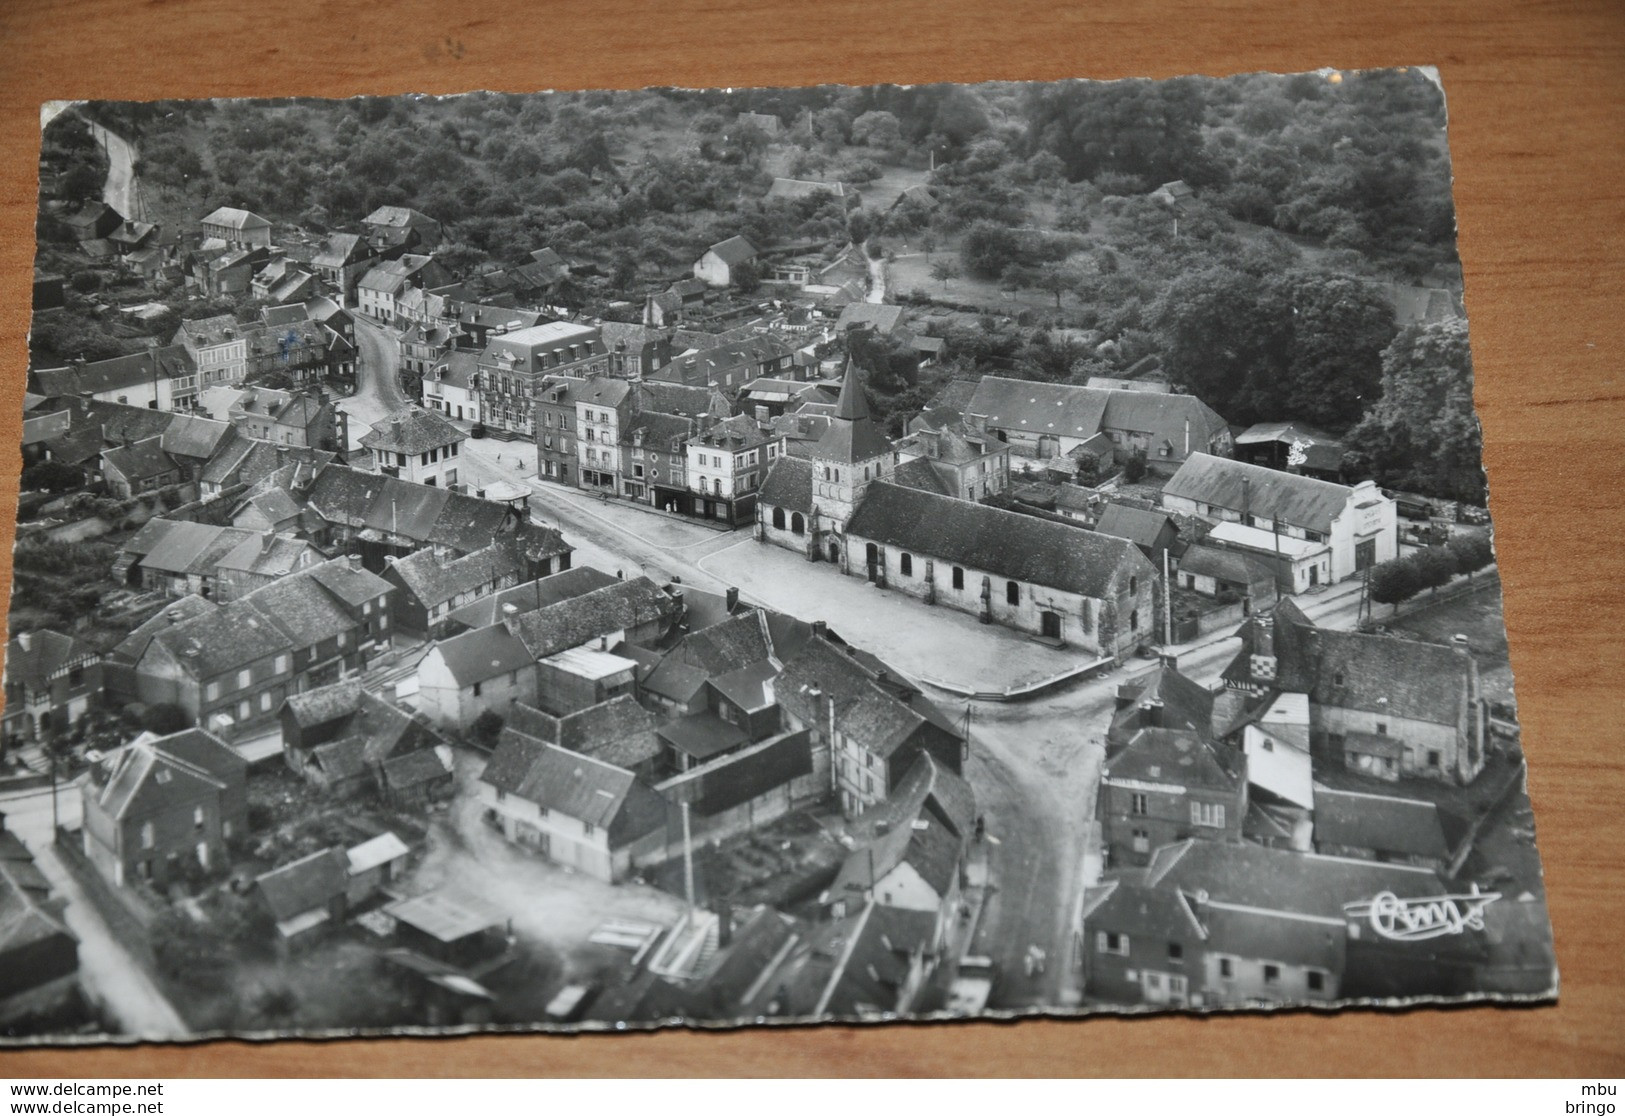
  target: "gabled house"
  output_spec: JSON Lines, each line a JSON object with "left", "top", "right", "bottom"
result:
{"left": 200, "top": 206, "right": 272, "bottom": 248}
{"left": 1098, "top": 727, "right": 1247, "bottom": 868}
{"left": 311, "top": 233, "right": 381, "bottom": 300}
{"left": 360, "top": 405, "right": 465, "bottom": 488}
{"left": 423, "top": 350, "right": 480, "bottom": 423}
{"left": 685, "top": 415, "right": 777, "bottom": 527}
{"left": 1222, "top": 601, "right": 1488, "bottom": 785}
{"left": 478, "top": 740, "right": 668, "bottom": 882}
{"left": 2, "top": 630, "right": 102, "bottom": 747}
{"left": 362, "top": 206, "right": 443, "bottom": 256}
{"left": 80, "top": 729, "right": 248, "bottom": 888}
{"left": 693, "top": 235, "right": 758, "bottom": 288}
{"left": 256, "top": 848, "right": 350, "bottom": 949}
{"left": 280, "top": 679, "right": 449, "bottom": 800}
{"left": 101, "top": 436, "right": 181, "bottom": 498}
{"left": 383, "top": 538, "right": 527, "bottom": 640}
{"left": 356, "top": 255, "right": 452, "bottom": 323}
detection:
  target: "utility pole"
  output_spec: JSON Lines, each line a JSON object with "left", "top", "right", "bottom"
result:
{"left": 681, "top": 801, "right": 695, "bottom": 911}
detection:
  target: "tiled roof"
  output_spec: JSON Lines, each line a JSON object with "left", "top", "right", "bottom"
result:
{"left": 889, "top": 456, "right": 953, "bottom": 497}
{"left": 503, "top": 578, "right": 676, "bottom": 660}
{"left": 387, "top": 540, "right": 524, "bottom": 609}
{"left": 776, "top": 636, "right": 959, "bottom": 760}
{"left": 704, "top": 236, "right": 757, "bottom": 266}
{"left": 755, "top": 455, "right": 815, "bottom": 515}
{"left": 966, "top": 376, "right": 1228, "bottom": 458}
{"left": 835, "top": 303, "right": 905, "bottom": 335}
{"left": 1162, "top": 453, "right": 1354, "bottom": 533}
{"left": 845, "top": 482, "right": 1152, "bottom": 600}
{"left": 1107, "top": 665, "right": 1216, "bottom": 745}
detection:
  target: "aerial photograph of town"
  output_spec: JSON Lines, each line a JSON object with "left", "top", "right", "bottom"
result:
{"left": 0, "top": 69, "right": 1557, "bottom": 1041}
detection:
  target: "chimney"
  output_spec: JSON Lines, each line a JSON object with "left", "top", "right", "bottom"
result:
{"left": 725, "top": 587, "right": 740, "bottom": 612}
{"left": 812, "top": 620, "right": 828, "bottom": 639}
{"left": 16, "top": 632, "right": 31, "bottom": 652}
{"left": 1143, "top": 698, "right": 1163, "bottom": 728}
{"left": 261, "top": 529, "right": 277, "bottom": 554}
{"left": 501, "top": 602, "right": 518, "bottom": 617}
{"left": 347, "top": 553, "right": 362, "bottom": 570}
{"left": 391, "top": 417, "right": 404, "bottom": 441}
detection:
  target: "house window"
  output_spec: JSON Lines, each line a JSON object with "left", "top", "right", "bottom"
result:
{"left": 236, "top": 669, "right": 252, "bottom": 690}
{"left": 1192, "top": 801, "right": 1226, "bottom": 828}
{"left": 1097, "top": 932, "right": 1130, "bottom": 957}
{"left": 1376, "top": 723, "right": 1388, "bottom": 735}
{"left": 140, "top": 822, "right": 155, "bottom": 850}
{"left": 1130, "top": 609, "right": 1140, "bottom": 632}
{"left": 582, "top": 822, "right": 596, "bottom": 837}
{"left": 495, "top": 788, "right": 506, "bottom": 803}
{"left": 260, "top": 691, "right": 273, "bottom": 712}
{"left": 273, "top": 654, "right": 289, "bottom": 674}
{"left": 1219, "top": 957, "right": 1233, "bottom": 979}
{"left": 1307, "top": 970, "right": 1325, "bottom": 992}
{"left": 1006, "top": 581, "right": 1020, "bottom": 606}
{"left": 1428, "top": 750, "right": 1442, "bottom": 767}
{"left": 952, "top": 567, "right": 964, "bottom": 590}
{"left": 472, "top": 682, "right": 483, "bottom": 697}
{"left": 1131, "top": 828, "right": 1150, "bottom": 854}
{"left": 1263, "top": 964, "right": 1280, "bottom": 985}
{"left": 194, "top": 805, "right": 206, "bottom": 830}
{"left": 1333, "top": 671, "right": 1345, "bottom": 686}
{"left": 1130, "top": 793, "right": 1148, "bottom": 816}
{"left": 1168, "top": 942, "right": 1183, "bottom": 961}
{"left": 205, "top": 681, "right": 221, "bottom": 702}
{"left": 899, "top": 553, "right": 913, "bottom": 577}
{"left": 1130, "top": 576, "right": 1138, "bottom": 596}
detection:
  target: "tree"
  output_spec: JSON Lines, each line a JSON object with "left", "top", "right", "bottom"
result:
{"left": 1413, "top": 545, "right": 1459, "bottom": 594}
{"left": 1446, "top": 533, "right": 1494, "bottom": 580}
{"left": 1346, "top": 319, "right": 1486, "bottom": 504}
{"left": 471, "top": 710, "right": 504, "bottom": 747}
{"left": 143, "top": 703, "right": 190, "bottom": 735}
{"left": 930, "top": 259, "right": 960, "bottom": 289}
{"left": 1123, "top": 448, "right": 1149, "bottom": 483}
{"left": 21, "top": 460, "right": 85, "bottom": 494}
{"left": 961, "top": 221, "right": 1023, "bottom": 280}
{"left": 1368, "top": 556, "right": 1420, "bottom": 611}
{"left": 1024, "top": 78, "right": 1208, "bottom": 185}
{"left": 850, "top": 110, "right": 903, "bottom": 154}
{"left": 731, "top": 259, "right": 761, "bottom": 294}
{"left": 58, "top": 163, "right": 104, "bottom": 205}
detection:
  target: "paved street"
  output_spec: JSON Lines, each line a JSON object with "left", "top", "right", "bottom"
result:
{"left": 0, "top": 781, "right": 188, "bottom": 1038}
{"left": 341, "top": 316, "right": 412, "bottom": 452}
{"left": 340, "top": 300, "right": 1377, "bottom": 1011}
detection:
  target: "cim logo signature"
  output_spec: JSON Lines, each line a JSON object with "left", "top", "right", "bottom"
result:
{"left": 1344, "top": 884, "right": 1500, "bottom": 942}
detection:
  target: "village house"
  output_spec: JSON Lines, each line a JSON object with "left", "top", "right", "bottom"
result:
{"left": 193, "top": 245, "right": 272, "bottom": 299}
{"left": 1080, "top": 840, "right": 1483, "bottom": 1009}
{"left": 356, "top": 255, "right": 452, "bottom": 323}
{"left": 29, "top": 344, "right": 200, "bottom": 412}
{"left": 477, "top": 321, "right": 609, "bottom": 439}
{"left": 383, "top": 537, "right": 540, "bottom": 640}
{"left": 115, "top": 519, "right": 261, "bottom": 599}
{"left": 2, "top": 630, "right": 102, "bottom": 748}
{"left": 685, "top": 415, "right": 777, "bottom": 527}
{"left": 423, "top": 350, "right": 479, "bottom": 423}
{"left": 310, "top": 233, "right": 381, "bottom": 301}
{"left": 200, "top": 206, "right": 272, "bottom": 249}
{"left": 504, "top": 697, "right": 662, "bottom": 780}
{"left": 1092, "top": 504, "right": 1182, "bottom": 565}
{"left": 198, "top": 384, "right": 341, "bottom": 451}
{"left": 620, "top": 409, "right": 695, "bottom": 514}
{"left": 360, "top": 405, "right": 466, "bottom": 488}
{"left": 1106, "top": 664, "right": 1218, "bottom": 750}
{"left": 652, "top": 336, "right": 797, "bottom": 393}
{"left": 478, "top": 739, "right": 668, "bottom": 883}
{"left": 250, "top": 258, "right": 317, "bottom": 304}
{"left": 362, "top": 205, "right": 443, "bottom": 256}
{"left": 961, "top": 376, "right": 1232, "bottom": 470}
{"left": 892, "top": 424, "right": 1011, "bottom": 503}
{"left": 279, "top": 679, "right": 450, "bottom": 801}
{"left": 1161, "top": 454, "right": 1397, "bottom": 585}
{"left": 1098, "top": 726, "right": 1247, "bottom": 868}
{"left": 302, "top": 296, "right": 358, "bottom": 387}
{"left": 248, "top": 304, "right": 332, "bottom": 387}
{"left": 597, "top": 321, "right": 675, "bottom": 380}
{"left": 101, "top": 435, "right": 181, "bottom": 498}
{"left": 1174, "top": 543, "right": 1279, "bottom": 613}
{"left": 60, "top": 200, "right": 123, "bottom": 242}
{"left": 398, "top": 321, "right": 456, "bottom": 389}
{"left": 824, "top": 753, "right": 976, "bottom": 951}
{"left": 80, "top": 729, "right": 248, "bottom": 889}
{"left": 1223, "top": 600, "right": 1489, "bottom": 785}
{"left": 176, "top": 314, "right": 250, "bottom": 391}
{"left": 693, "top": 235, "right": 758, "bottom": 288}
{"left": 213, "top": 531, "right": 321, "bottom": 602}
{"left": 840, "top": 482, "right": 1158, "bottom": 655}
{"left": 776, "top": 630, "right": 965, "bottom": 818}
{"left": 0, "top": 816, "right": 81, "bottom": 1029}
{"left": 129, "top": 558, "right": 393, "bottom": 736}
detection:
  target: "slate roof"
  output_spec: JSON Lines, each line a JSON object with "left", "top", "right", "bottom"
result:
{"left": 1093, "top": 504, "right": 1177, "bottom": 550}
{"left": 90, "top": 736, "right": 231, "bottom": 822}
{"left": 388, "top": 540, "right": 524, "bottom": 610}
{"left": 667, "top": 612, "right": 775, "bottom": 676}
{"left": 703, "top": 236, "right": 757, "bottom": 266}
{"left": 429, "top": 350, "right": 479, "bottom": 391}
{"left": 813, "top": 902, "right": 939, "bottom": 1017}
{"left": 1178, "top": 544, "right": 1273, "bottom": 588}
{"left": 505, "top": 696, "right": 662, "bottom": 770}
{"left": 1103, "top": 727, "right": 1243, "bottom": 794}
{"left": 311, "top": 233, "right": 367, "bottom": 269}
{"left": 657, "top": 713, "right": 752, "bottom": 762}
{"left": 888, "top": 456, "right": 954, "bottom": 497}
{"left": 215, "top": 532, "right": 315, "bottom": 579}
{"left": 443, "top": 567, "right": 619, "bottom": 631}
{"left": 1163, "top": 453, "right": 1354, "bottom": 533}
{"left": 103, "top": 437, "right": 177, "bottom": 484}
{"left": 110, "top": 597, "right": 218, "bottom": 664}
{"left": 503, "top": 578, "right": 676, "bottom": 660}
{"left": 303, "top": 466, "right": 515, "bottom": 549}
{"left": 1108, "top": 665, "right": 1216, "bottom": 745}
{"left": 282, "top": 679, "right": 366, "bottom": 731}
{"left": 161, "top": 414, "right": 232, "bottom": 460}
{"left": 776, "top": 636, "right": 961, "bottom": 761}
{"left": 487, "top": 743, "right": 668, "bottom": 843}
{"left": 846, "top": 481, "right": 1152, "bottom": 600}
{"left": 30, "top": 344, "right": 195, "bottom": 398}
{"left": 1312, "top": 786, "right": 1451, "bottom": 861}
{"left": 382, "top": 747, "right": 453, "bottom": 791}
{"left": 1224, "top": 603, "right": 1474, "bottom": 726}
{"left": 835, "top": 303, "right": 906, "bottom": 335}
{"left": 430, "top": 624, "right": 533, "bottom": 688}
{"left": 256, "top": 848, "right": 349, "bottom": 922}
{"left": 5, "top": 630, "right": 94, "bottom": 693}
{"left": 756, "top": 455, "right": 815, "bottom": 515}
{"left": 178, "top": 314, "right": 242, "bottom": 348}
{"left": 965, "top": 376, "right": 1229, "bottom": 457}
{"left": 0, "top": 829, "right": 75, "bottom": 958}
{"left": 202, "top": 207, "right": 271, "bottom": 232}
{"left": 810, "top": 365, "right": 892, "bottom": 462}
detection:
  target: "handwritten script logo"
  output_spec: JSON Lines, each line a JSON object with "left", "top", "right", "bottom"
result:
{"left": 1344, "top": 885, "right": 1500, "bottom": 942}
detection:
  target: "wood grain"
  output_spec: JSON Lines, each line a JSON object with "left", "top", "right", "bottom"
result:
{"left": 0, "top": 0, "right": 1620, "bottom": 1078}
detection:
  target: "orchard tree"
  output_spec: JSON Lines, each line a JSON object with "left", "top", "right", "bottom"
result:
{"left": 930, "top": 259, "right": 960, "bottom": 289}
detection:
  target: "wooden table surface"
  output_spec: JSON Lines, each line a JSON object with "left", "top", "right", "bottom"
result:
{"left": 0, "top": 0, "right": 1620, "bottom": 1078}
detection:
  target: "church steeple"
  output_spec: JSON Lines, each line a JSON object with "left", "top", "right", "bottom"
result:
{"left": 833, "top": 358, "right": 870, "bottom": 421}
